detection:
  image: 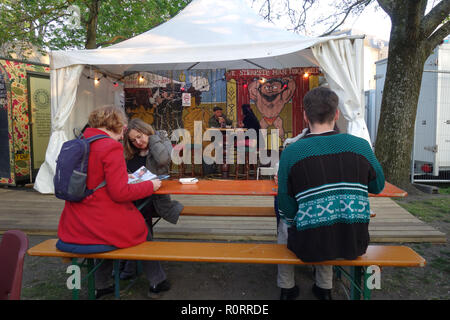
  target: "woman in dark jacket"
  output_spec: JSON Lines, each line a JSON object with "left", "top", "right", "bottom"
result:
{"left": 239, "top": 104, "right": 261, "bottom": 149}
{"left": 241, "top": 104, "right": 261, "bottom": 132}
{"left": 120, "top": 118, "right": 183, "bottom": 292}
{"left": 124, "top": 118, "right": 183, "bottom": 223}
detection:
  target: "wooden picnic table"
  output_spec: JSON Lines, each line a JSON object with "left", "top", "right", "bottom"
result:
{"left": 154, "top": 180, "right": 407, "bottom": 198}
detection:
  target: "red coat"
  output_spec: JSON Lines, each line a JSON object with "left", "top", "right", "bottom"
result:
{"left": 57, "top": 128, "right": 154, "bottom": 248}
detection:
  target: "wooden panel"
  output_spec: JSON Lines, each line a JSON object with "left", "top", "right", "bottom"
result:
{"left": 182, "top": 206, "right": 274, "bottom": 217}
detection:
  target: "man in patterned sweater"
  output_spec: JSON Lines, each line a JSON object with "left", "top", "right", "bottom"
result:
{"left": 277, "top": 86, "right": 385, "bottom": 300}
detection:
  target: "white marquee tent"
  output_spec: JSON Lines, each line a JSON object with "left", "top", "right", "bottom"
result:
{"left": 34, "top": 0, "right": 369, "bottom": 194}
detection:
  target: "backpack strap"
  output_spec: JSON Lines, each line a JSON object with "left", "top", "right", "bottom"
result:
{"left": 85, "top": 134, "right": 110, "bottom": 143}
{"left": 85, "top": 134, "right": 110, "bottom": 192}
{"left": 93, "top": 180, "right": 106, "bottom": 191}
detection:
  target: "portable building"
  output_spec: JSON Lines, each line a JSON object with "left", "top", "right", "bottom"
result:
{"left": 374, "top": 42, "right": 450, "bottom": 176}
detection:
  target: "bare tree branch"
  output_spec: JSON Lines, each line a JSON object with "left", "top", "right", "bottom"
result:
{"left": 425, "top": 20, "right": 450, "bottom": 54}
{"left": 420, "top": 0, "right": 450, "bottom": 39}
{"left": 96, "top": 35, "right": 126, "bottom": 47}
{"left": 320, "top": 0, "right": 372, "bottom": 36}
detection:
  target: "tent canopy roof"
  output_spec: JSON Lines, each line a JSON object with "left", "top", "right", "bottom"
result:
{"left": 50, "top": 0, "right": 351, "bottom": 73}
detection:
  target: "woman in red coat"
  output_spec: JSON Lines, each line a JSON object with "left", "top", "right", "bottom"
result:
{"left": 56, "top": 105, "right": 163, "bottom": 298}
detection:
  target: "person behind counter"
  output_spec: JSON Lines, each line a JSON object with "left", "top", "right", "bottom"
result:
{"left": 208, "top": 106, "right": 232, "bottom": 128}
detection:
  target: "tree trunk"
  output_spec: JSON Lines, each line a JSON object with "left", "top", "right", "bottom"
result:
{"left": 85, "top": 0, "right": 100, "bottom": 49}
{"left": 374, "top": 2, "right": 430, "bottom": 190}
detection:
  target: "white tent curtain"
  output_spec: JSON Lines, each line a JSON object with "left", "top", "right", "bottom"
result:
{"left": 34, "top": 65, "right": 84, "bottom": 193}
{"left": 311, "top": 38, "right": 371, "bottom": 145}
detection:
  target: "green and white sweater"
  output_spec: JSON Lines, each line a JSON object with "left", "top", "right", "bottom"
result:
{"left": 277, "top": 131, "right": 385, "bottom": 262}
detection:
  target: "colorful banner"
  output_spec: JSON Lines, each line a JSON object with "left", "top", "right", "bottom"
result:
{"left": 29, "top": 75, "right": 51, "bottom": 170}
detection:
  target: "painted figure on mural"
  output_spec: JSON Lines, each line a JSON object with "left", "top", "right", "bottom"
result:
{"left": 248, "top": 77, "right": 296, "bottom": 140}
{"left": 125, "top": 89, "right": 155, "bottom": 125}
{"left": 151, "top": 83, "right": 183, "bottom": 136}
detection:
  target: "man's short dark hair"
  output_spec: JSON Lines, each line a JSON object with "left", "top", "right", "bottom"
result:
{"left": 303, "top": 86, "right": 339, "bottom": 124}
{"left": 213, "top": 106, "right": 222, "bottom": 112}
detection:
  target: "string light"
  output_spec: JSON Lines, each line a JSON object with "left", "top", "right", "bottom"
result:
{"left": 82, "top": 69, "right": 318, "bottom": 89}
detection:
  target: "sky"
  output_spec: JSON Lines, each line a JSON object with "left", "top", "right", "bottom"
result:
{"left": 341, "top": 2, "right": 391, "bottom": 40}
{"left": 245, "top": 0, "right": 392, "bottom": 41}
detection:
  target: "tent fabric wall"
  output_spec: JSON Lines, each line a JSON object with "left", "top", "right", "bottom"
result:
{"left": 33, "top": 0, "right": 370, "bottom": 194}
{"left": 34, "top": 65, "right": 83, "bottom": 193}
{"left": 34, "top": 65, "right": 124, "bottom": 193}
{"left": 311, "top": 38, "right": 370, "bottom": 144}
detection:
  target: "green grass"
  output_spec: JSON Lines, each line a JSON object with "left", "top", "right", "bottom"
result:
{"left": 395, "top": 198, "right": 450, "bottom": 223}
{"left": 439, "top": 185, "right": 450, "bottom": 195}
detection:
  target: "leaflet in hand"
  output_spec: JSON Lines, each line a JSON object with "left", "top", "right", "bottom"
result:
{"left": 128, "top": 166, "right": 157, "bottom": 184}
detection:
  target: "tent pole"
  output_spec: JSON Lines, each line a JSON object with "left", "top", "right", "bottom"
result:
{"left": 243, "top": 59, "right": 266, "bottom": 69}
{"left": 187, "top": 62, "right": 200, "bottom": 70}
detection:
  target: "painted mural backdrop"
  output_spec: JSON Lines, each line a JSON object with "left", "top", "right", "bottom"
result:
{"left": 226, "top": 67, "right": 320, "bottom": 142}
{"left": 124, "top": 69, "right": 227, "bottom": 140}
{"left": 0, "top": 59, "right": 50, "bottom": 185}
{"left": 0, "top": 65, "right": 10, "bottom": 180}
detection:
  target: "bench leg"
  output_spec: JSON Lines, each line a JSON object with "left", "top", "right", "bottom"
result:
{"left": 87, "top": 259, "right": 96, "bottom": 300}
{"left": 362, "top": 267, "right": 372, "bottom": 300}
{"left": 350, "top": 266, "right": 362, "bottom": 300}
{"left": 113, "top": 260, "right": 121, "bottom": 299}
{"left": 71, "top": 258, "right": 80, "bottom": 300}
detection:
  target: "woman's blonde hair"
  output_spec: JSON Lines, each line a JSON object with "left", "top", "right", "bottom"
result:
{"left": 123, "top": 118, "right": 155, "bottom": 160}
{"left": 88, "top": 105, "right": 127, "bottom": 134}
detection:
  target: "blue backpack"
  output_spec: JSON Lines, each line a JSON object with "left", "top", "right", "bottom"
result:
{"left": 54, "top": 134, "right": 109, "bottom": 202}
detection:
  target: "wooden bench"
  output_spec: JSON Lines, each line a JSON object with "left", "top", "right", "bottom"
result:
{"left": 181, "top": 206, "right": 275, "bottom": 217}
{"left": 27, "top": 239, "right": 424, "bottom": 300}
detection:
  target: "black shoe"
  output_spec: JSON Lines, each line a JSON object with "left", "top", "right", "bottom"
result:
{"left": 312, "top": 284, "right": 332, "bottom": 300}
{"left": 95, "top": 285, "right": 114, "bottom": 299}
{"left": 119, "top": 270, "right": 135, "bottom": 281}
{"left": 148, "top": 279, "right": 171, "bottom": 299}
{"left": 280, "top": 285, "right": 299, "bottom": 300}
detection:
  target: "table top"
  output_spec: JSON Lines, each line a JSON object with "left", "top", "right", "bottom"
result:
{"left": 155, "top": 179, "right": 277, "bottom": 196}
{"left": 370, "top": 182, "right": 408, "bottom": 198}
{"left": 154, "top": 180, "right": 407, "bottom": 197}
